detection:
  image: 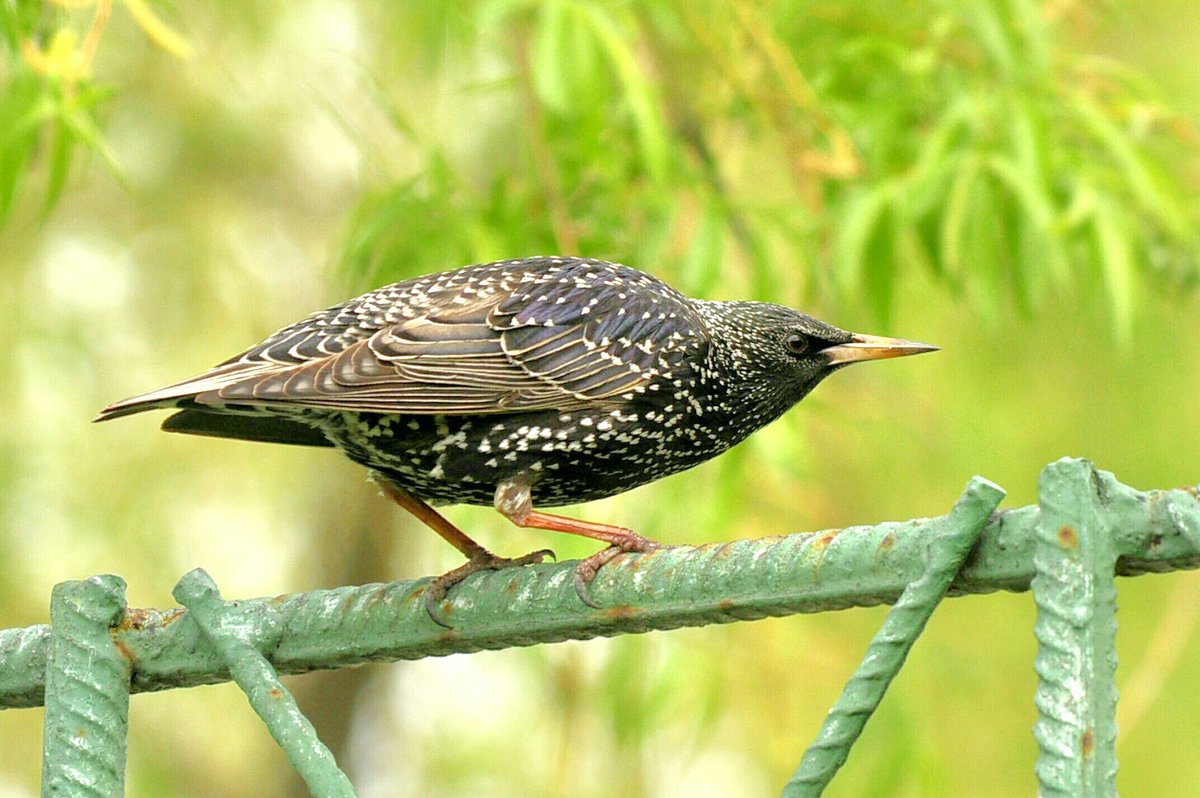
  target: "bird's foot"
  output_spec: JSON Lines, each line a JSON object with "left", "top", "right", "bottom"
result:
{"left": 573, "top": 533, "right": 663, "bottom": 609}
{"left": 425, "top": 547, "right": 555, "bottom": 627}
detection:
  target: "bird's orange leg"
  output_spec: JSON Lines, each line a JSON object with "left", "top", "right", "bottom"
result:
{"left": 374, "top": 476, "right": 553, "bottom": 625}
{"left": 494, "top": 478, "right": 663, "bottom": 607}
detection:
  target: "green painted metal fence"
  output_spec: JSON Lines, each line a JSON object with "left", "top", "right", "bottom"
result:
{"left": 3, "top": 457, "right": 1199, "bottom": 797}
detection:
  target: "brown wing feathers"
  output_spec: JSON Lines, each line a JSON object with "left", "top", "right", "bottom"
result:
{"left": 96, "top": 260, "right": 709, "bottom": 423}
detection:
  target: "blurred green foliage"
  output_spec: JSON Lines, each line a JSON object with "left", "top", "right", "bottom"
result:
{"left": 336, "top": 1, "right": 1200, "bottom": 336}
{"left": 2, "top": 2, "right": 1200, "bottom": 797}
{"left": 0, "top": 0, "right": 194, "bottom": 227}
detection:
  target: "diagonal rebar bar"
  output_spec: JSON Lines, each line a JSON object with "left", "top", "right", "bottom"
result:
{"left": 782, "top": 476, "right": 1004, "bottom": 797}
{"left": 174, "top": 569, "right": 356, "bottom": 798}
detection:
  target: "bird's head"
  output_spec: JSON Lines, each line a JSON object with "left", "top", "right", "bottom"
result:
{"left": 691, "top": 300, "right": 937, "bottom": 429}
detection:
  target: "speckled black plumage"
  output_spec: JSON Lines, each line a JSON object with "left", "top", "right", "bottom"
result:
{"left": 99, "top": 256, "right": 935, "bottom": 611}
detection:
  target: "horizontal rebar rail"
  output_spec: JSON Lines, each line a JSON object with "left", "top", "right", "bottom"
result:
{"left": 4, "top": 463, "right": 1197, "bottom": 708}
{"left": 3, "top": 458, "right": 1199, "bottom": 797}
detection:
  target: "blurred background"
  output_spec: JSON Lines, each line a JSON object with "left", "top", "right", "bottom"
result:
{"left": 2, "top": 1, "right": 1199, "bottom": 796}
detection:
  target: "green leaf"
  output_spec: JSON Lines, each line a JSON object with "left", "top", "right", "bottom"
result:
{"left": 42, "top": 115, "right": 73, "bottom": 216}
{"left": 896, "top": 225, "right": 936, "bottom": 281}
{"left": 1071, "top": 91, "right": 1190, "bottom": 240}
{"left": 984, "top": 154, "right": 1054, "bottom": 307}
{"left": 834, "top": 183, "right": 895, "bottom": 298}
{"left": 984, "top": 155, "right": 1052, "bottom": 229}
{"left": 61, "top": 103, "right": 124, "bottom": 186}
{"left": 681, "top": 198, "right": 724, "bottom": 297}
{"left": 0, "top": 0, "right": 48, "bottom": 53}
{"left": 580, "top": 4, "right": 670, "bottom": 183}
{"left": 0, "top": 73, "right": 44, "bottom": 226}
{"left": 532, "top": 1, "right": 605, "bottom": 116}
{"left": 962, "top": 0, "right": 1014, "bottom": 76}
{"left": 1007, "top": 0, "right": 1051, "bottom": 77}
{"left": 961, "top": 172, "right": 1004, "bottom": 323}
{"left": 1006, "top": 98, "right": 1051, "bottom": 213}
{"left": 863, "top": 201, "right": 897, "bottom": 325}
{"left": 939, "top": 155, "right": 981, "bottom": 288}
{"left": 1093, "top": 197, "right": 1136, "bottom": 346}
{"left": 532, "top": 1, "right": 571, "bottom": 112}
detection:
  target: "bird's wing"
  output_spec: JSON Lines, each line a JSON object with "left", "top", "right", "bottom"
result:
{"left": 100, "top": 259, "right": 709, "bottom": 419}
{"left": 491, "top": 268, "right": 708, "bottom": 407}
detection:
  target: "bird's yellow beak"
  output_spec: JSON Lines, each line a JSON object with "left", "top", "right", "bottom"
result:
{"left": 822, "top": 333, "right": 939, "bottom": 365}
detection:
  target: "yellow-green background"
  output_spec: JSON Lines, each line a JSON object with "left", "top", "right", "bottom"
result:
{"left": 2, "top": 2, "right": 1199, "bottom": 796}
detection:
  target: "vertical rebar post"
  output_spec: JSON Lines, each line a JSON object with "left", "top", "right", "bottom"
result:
{"left": 172, "top": 568, "right": 357, "bottom": 798}
{"left": 41, "top": 575, "right": 132, "bottom": 798}
{"left": 782, "top": 476, "right": 1005, "bottom": 797}
{"left": 1032, "top": 458, "right": 1119, "bottom": 797}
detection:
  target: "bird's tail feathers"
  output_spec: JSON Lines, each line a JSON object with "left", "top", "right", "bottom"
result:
{"left": 93, "top": 363, "right": 272, "bottom": 422}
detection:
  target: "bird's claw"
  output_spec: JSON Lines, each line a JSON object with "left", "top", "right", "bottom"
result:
{"left": 425, "top": 547, "right": 556, "bottom": 627}
{"left": 573, "top": 535, "right": 664, "bottom": 609}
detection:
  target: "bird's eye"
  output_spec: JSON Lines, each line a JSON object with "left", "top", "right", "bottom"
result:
{"left": 784, "top": 333, "right": 808, "bottom": 355}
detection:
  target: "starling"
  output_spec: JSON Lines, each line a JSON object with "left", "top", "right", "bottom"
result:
{"left": 97, "top": 257, "right": 936, "bottom": 620}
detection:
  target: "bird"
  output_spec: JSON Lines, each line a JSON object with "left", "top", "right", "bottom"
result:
{"left": 97, "top": 256, "right": 936, "bottom": 622}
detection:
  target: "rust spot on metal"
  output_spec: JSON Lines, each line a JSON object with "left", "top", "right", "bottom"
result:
{"left": 160, "top": 608, "right": 186, "bottom": 626}
{"left": 879, "top": 533, "right": 896, "bottom": 552}
{"left": 113, "top": 639, "right": 137, "bottom": 664}
{"left": 74, "top": 727, "right": 87, "bottom": 739}
{"left": 505, "top": 578, "right": 520, "bottom": 594}
{"left": 713, "top": 542, "right": 736, "bottom": 559}
{"left": 1058, "top": 525, "right": 1078, "bottom": 549}
{"left": 717, "top": 599, "right": 736, "bottom": 612}
{"left": 118, "top": 608, "right": 151, "bottom": 631}
{"left": 363, "top": 586, "right": 390, "bottom": 607}
{"left": 811, "top": 529, "right": 842, "bottom": 551}
{"left": 604, "top": 605, "right": 638, "bottom": 620}
{"left": 269, "top": 688, "right": 283, "bottom": 700}
{"left": 1081, "top": 728, "right": 1095, "bottom": 757}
